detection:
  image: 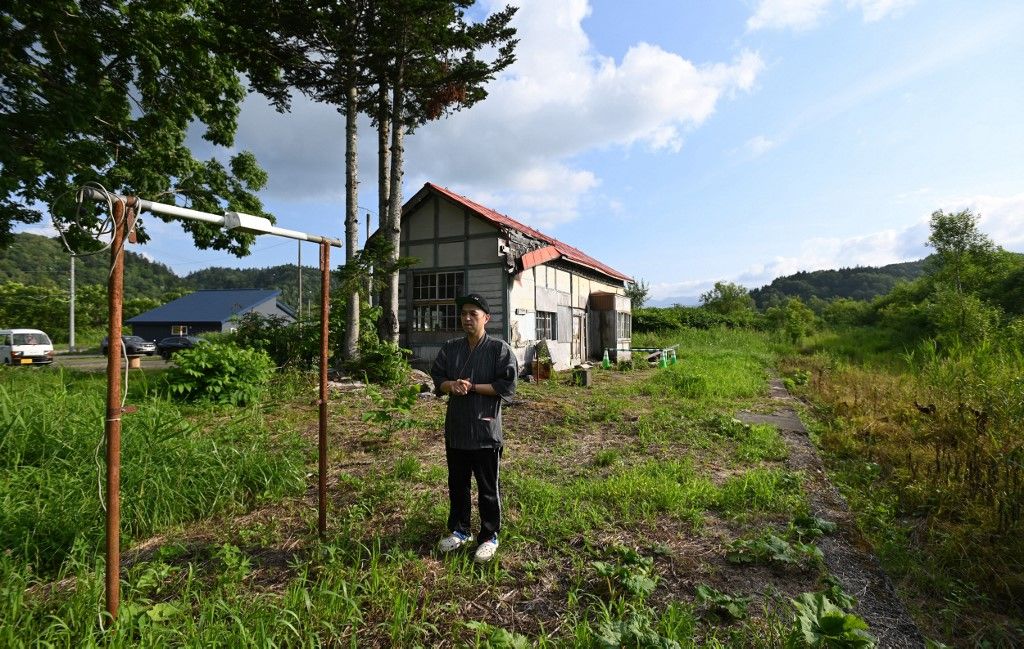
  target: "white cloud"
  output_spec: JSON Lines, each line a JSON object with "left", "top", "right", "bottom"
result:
{"left": 747, "top": 0, "right": 832, "bottom": 32}
{"left": 223, "top": 0, "right": 762, "bottom": 231}
{"left": 938, "top": 193, "right": 1024, "bottom": 250}
{"left": 846, "top": 0, "right": 917, "bottom": 23}
{"left": 747, "top": 0, "right": 915, "bottom": 32}
{"left": 403, "top": 1, "right": 762, "bottom": 228}
{"left": 601, "top": 190, "right": 1024, "bottom": 303}
{"left": 746, "top": 135, "right": 777, "bottom": 156}
{"left": 724, "top": 193, "right": 1024, "bottom": 290}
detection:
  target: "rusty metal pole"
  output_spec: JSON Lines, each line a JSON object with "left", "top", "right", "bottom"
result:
{"left": 318, "top": 241, "right": 330, "bottom": 538}
{"left": 104, "top": 197, "right": 133, "bottom": 622}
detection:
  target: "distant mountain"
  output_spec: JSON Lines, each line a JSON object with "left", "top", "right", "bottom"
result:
{"left": 0, "top": 233, "right": 182, "bottom": 299}
{"left": 647, "top": 295, "right": 701, "bottom": 308}
{"left": 0, "top": 233, "right": 327, "bottom": 309}
{"left": 748, "top": 259, "right": 928, "bottom": 309}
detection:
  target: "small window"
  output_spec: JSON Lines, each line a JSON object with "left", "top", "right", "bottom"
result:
{"left": 411, "top": 271, "right": 465, "bottom": 332}
{"left": 412, "top": 304, "right": 460, "bottom": 332}
{"left": 617, "top": 312, "right": 632, "bottom": 339}
{"left": 536, "top": 311, "right": 556, "bottom": 340}
{"left": 171, "top": 325, "right": 188, "bottom": 335}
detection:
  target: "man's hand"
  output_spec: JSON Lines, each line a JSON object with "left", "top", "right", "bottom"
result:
{"left": 448, "top": 379, "right": 473, "bottom": 395}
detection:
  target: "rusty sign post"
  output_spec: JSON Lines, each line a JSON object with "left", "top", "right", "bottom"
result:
{"left": 82, "top": 188, "right": 341, "bottom": 621}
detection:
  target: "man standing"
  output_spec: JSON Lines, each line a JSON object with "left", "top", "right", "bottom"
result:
{"left": 430, "top": 293, "right": 517, "bottom": 562}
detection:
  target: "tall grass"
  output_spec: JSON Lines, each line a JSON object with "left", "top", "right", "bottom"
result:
{"left": 1, "top": 327, "right": 826, "bottom": 646}
{"left": 790, "top": 330, "right": 1024, "bottom": 641}
{"left": 633, "top": 328, "right": 775, "bottom": 405}
{"left": 0, "top": 367, "right": 305, "bottom": 575}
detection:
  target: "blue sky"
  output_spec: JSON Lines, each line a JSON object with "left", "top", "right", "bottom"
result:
{"left": 41, "top": 0, "right": 1024, "bottom": 303}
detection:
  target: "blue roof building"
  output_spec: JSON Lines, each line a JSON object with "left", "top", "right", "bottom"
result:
{"left": 127, "top": 289, "right": 296, "bottom": 341}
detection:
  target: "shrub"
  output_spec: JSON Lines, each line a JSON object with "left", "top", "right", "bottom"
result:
{"left": 165, "top": 341, "right": 275, "bottom": 405}
{"left": 348, "top": 336, "right": 411, "bottom": 386}
{"left": 228, "top": 312, "right": 319, "bottom": 369}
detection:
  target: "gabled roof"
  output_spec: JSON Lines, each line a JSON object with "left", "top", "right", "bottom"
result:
{"left": 407, "top": 183, "right": 633, "bottom": 283}
{"left": 127, "top": 289, "right": 289, "bottom": 324}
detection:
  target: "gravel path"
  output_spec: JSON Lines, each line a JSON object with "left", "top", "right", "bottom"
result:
{"left": 738, "top": 379, "right": 926, "bottom": 648}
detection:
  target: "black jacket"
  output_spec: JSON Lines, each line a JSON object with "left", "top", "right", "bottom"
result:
{"left": 430, "top": 334, "right": 518, "bottom": 450}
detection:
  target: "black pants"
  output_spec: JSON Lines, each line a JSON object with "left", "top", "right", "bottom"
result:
{"left": 446, "top": 446, "right": 502, "bottom": 544}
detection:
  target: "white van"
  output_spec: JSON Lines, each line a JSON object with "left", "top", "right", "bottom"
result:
{"left": 0, "top": 329, "right": 55, "bottom": 365}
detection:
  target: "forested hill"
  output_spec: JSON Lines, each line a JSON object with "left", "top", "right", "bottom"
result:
{"left": 0, "top": 232, "right": 182, "bottom": 299}
{"left": 185, "top": 266, "right": 326, "bottom": 314}
{"left": 0, "top": 232, "right": 324, "bottom": 308}
{"left": 749, "top": 259, "right": 928, "bottom": 309}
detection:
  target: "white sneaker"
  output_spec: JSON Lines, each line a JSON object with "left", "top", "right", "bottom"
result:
{"left": 438, "top": 531, "right": 471, "bottom": 553}
{"left": 474, "top": 536, "right": 499, "bottom": 563}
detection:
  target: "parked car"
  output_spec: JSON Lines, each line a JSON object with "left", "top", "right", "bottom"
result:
{"left": 156, "top": 335, "right": 202, "bottom": 359}
{"left": 100, "top": 335, "right": 157, "bottom": 356}
{"left": 0, "top": 328, "right": 55, "bottom": 365}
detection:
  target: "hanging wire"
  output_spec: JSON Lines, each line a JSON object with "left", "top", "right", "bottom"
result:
{"left": 55, "top": 184, "right": 140, "bottom": 514}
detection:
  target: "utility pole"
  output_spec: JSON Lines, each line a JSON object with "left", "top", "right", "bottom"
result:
{"left": 69, "top": 255, "right": 76, "bottom": 352}
{"left": 297, "top": 241, "right": 303, "bottom": 322}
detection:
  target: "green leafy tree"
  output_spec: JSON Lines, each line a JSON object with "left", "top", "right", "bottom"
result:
{"left": 368, "top": 0, "right": 518, "bottom": 343}
{"left": 926, "top": 209, "right": 998, "bottom": 295}
{"left": 927, "top": 286, "right": 1000, "bottom": 350}
{"left": 766, "top": 297, "right": 817, "bottom": 344}
{"left": 1, "top": 1, "right": 275, "bottom": 254}
{"left": 700, "top": 281, "right": 755, "bottom": 316}
{"left": 625, "top": 279, "right": 650, "bottom": 310}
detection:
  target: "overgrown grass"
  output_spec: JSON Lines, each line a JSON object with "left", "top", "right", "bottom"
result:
{"left": 0, "top": 329, "right": 855, "bottom": 646}
{"left": 0, "top": 367, "right": 306, "bottom": 574}
{"left": 634, "top": 327, "right": 776, "bottom": 407}
{"left": 787, "top": 329, "right": 1024, "bottom": 644}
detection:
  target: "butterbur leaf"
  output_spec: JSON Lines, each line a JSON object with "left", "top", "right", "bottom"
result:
{"left": 622, "top": 573, "right": 656, "bottom": 598}
{"left": 146, "top": 602, "right": 181, "bottom": 622}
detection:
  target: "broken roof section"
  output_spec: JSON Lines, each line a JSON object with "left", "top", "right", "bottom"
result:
{"left": 408, "top": 182, "right": 633, "bottom": 284}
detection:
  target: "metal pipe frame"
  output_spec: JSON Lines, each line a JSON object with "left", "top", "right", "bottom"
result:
{"left": 82, "top": 188, "right": 340, "bottom": 621}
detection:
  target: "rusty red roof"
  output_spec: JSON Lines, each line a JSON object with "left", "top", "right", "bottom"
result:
{"left": 421, "top": 183, "right": 633, "bottom": 283}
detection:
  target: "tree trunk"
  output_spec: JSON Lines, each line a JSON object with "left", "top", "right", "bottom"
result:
{"left": 373, "top": 91, "right": 390, "bottom": 306}
{"left": 380, "top": 63, "right": 404, "bottom": 346}
{"left": 342, "top": 77, "right": 360, "bottom": 361}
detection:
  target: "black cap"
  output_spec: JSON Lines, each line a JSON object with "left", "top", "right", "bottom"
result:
{"left": 455, "top": 293, "right": 490, "bottom": 314}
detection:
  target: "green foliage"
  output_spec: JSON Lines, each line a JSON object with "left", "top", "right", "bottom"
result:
{"left": 725, "top": 531, "right": 823, "bottom": 568}
{"left": 1, "top": 2, "right": 273, "bottom": 253}
{"left": 695, "top": 584, "right": 752, "bottom": 621}
{"left": 926, "top": 285, "right": 1000, "bottom": 350}
{"left": 593, "top": 605, "right": 684, "bottom": 649}
{"left": 164, "top": 341, "right": 275, "bottom": 405}
{"left": 700, "top": 281, "right": 756, "bottom": 316}
{"left": 350, "top": 335, "right": 411, "bottom": 386}
{"left": 228, "top": 311, "right": 319, "bottom": 369}
{"left": 626, "top": 278, "right": 651, "bottom": 309}
{"left": 0, "top": 233, "right": 183, "bottom": 299}
{"left": 820, "top": 298, "right": 874, "bottom": 328}
{"left": 926, "top": 208, "right": 998, "bottom": 295}
{"left": 766, "top": 297, "right": 817, "bottom": 343}
{"left": 464, "top": 621, "right": 530, "bottom": 648}
{"left": 362, "top": 384, "right": 421, "bottom": 440}
{"left": 750, "top": 259, "right": 927, "bottom": 309}
{"left": 634, "top": 305, "right": 758, "bottom": 332}
{"left": 786, "top": 593, "right": 875, "bottom": 648}
{"left": 0, "top": 369, "right": 304, "bottom": 575}
{"left": 592, "top": 545, "right": 658, "bottom": 601}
